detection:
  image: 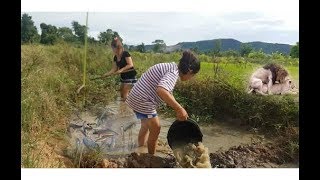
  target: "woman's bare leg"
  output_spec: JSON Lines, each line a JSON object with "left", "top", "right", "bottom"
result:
{"left": 138, "top": 119, "right": 149, "bottom": 147}
{"left": 120, "top": 83, "right": 132, "bottom": 101}
{"left": 146, "top": 116, "right": 161, "bottom": 154}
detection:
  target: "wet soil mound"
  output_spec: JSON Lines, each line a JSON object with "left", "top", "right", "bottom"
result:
{"left": 125, "top": 152, "right": 176, "bottom": 168}
{"left": 210, "top": 142, "right": 287, "bottom": 168}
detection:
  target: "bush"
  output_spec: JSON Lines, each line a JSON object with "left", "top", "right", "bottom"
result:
{"left": 174, "top": 78, "right": 299, "bottom": 133}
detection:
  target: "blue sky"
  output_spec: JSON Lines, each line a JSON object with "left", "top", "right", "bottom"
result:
{"left": 21, "top": 0, "right": 298, "bottom": 46}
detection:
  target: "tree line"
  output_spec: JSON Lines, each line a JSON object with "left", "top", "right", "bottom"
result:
{"left": 21, "top": 13, "right": 123, "bottom": 46}
{"left": 21, "top": 13, "right": 298, "bottom": 58}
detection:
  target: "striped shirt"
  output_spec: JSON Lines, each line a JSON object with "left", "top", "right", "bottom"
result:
{"left": 125, "top": 62, "right": 179, "bottom": 114}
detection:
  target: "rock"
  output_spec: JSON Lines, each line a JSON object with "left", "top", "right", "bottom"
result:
{"left": 100, "top": 159, "right": 120, "bottom": 168}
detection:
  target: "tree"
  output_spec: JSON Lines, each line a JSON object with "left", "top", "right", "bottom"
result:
{"left": 40, "top": 23, "right": 58, "bottom": 45}
{"left": 57, "top": 27, "right": 77, "bottom": 42}
{"left": 128, "top": 45, "right": 136, "bottom": 51}
{"left": 152, "top": 39, "right": 166, "bottom": 53}
{"left": 71, "top": 21, "right": 87, "bottom": 43}
{"left": 98, "top": 29, "right": 113, "bottom": 44}
{"left": 239, "top": 43, "right": 253, "bottom": 57}
{"left": 271, "top": 51, "right": 285, "bottom": 60}
{"left": 221, "top": 50, "right": 240, "bottom": 57}
{"left": 136, "top": 43, "right": 146, "bottom": 53}
{"left": 190, "top": 45, "right": 200, "bottom": 54}
{"left": 290, "top": 42, "right": 299, "bottom": 58}
{"left": 88, "top": 36, "right": 97, "bottom": 43}
{"left": 213, "top": 39, "right": 222, "bottom": 56}
{"left": 21, "top": 13, "right": 40, "bottom": 43}
{"left": 98, "top": 29, "right": 123, "bottom": 44}
{"left": 123, "top": 44, "right": 129, "bottom": 50}
{"left": 248, "top": 49, "right": 267, "bottom": 59}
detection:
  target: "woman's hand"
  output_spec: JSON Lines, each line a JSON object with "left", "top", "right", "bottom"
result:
{"left": 103, "top": 72, "right": 113, "bottom": 77}
{"left": 115, "top": 69, "right": 123, "bottom": 74}
{"left": 156, "top": 86, "right": 188, "bottom": 121}
{"left": 176, "top": 107, "right": 188, "bottom": 121}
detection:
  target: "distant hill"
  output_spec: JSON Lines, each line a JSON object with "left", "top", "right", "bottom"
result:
{"left": 246, "top": 41, "right": 292, "bottom": 55}
{"left": 142, "top": 38, "right": 293, "bottom": 55}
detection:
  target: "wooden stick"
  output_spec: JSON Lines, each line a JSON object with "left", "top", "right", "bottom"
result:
{"left": 90, "top": 68, "right": 135, "bottom": 80}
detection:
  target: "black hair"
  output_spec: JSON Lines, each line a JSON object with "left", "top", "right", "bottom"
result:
{"left": 178, "top": 51, "right": 200, "bottom": 74}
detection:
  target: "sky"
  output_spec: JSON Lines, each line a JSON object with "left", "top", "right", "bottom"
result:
{"left": 21, "top": 0, "right": 299, "bottom": 46}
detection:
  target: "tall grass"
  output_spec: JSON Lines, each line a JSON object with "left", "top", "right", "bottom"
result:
{"left": 174, "top": 77, "right": 298, "bottom": 131}
{"left": 21, "top": 43, "right": 118, "bottom": 167}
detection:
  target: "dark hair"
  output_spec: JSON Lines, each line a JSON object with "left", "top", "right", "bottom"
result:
{"left": 178, "top": 51, "right": 200, "bottom": 74}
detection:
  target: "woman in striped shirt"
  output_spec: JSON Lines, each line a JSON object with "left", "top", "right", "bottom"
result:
{"left": 125, "top": 51, "right": 200, "bottom": 154}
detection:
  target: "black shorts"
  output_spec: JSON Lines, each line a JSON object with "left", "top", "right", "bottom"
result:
{"left": 120, "top": 78, "right": 137, "bottom": 84}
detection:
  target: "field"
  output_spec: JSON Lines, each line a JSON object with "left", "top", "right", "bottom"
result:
{"left": 21, "top": 43, "right": 299, "bottom": 167}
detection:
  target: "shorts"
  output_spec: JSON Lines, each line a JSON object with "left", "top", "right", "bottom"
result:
{"left": 134, "top": 111, "right": 157, "bottom": 119}
{"left": 120, "top": 78, "right": 137, "bottom": 85}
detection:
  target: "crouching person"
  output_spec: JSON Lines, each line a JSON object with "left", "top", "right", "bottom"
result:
{"left": 125, "top": 51, "right": 200, "bottom": 154}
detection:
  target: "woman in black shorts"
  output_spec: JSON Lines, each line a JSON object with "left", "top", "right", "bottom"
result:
{"left": 102, "top": 37, "right": 137, "bottom": 100}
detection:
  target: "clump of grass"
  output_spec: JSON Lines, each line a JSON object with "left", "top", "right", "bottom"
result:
{"left": 71, "top": 148, "right": 105, "bottom": 168}
{"left": 275, "top": 126, "right": 299, "bottom": 162}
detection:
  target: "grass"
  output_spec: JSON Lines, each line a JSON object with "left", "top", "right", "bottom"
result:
{"left": 21, "top": 43, "right": 117, "bottom": 167}
{"left": 21, "top": 43, "right": 299, "bottom": 167}
{"left": 197, "top": 62, "right": 298, "bottom": 87}
{"left": 161, "top": 61, "right": 298, "bottom": 125}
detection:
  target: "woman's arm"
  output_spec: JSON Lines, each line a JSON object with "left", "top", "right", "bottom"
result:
{"left": 103, "top": 61, "right": 118, "bottom": 76}
{"left": 156, "top": 86, "right": 188, "bottom": 121}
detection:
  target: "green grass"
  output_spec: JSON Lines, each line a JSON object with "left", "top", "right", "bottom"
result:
{"left": 198, "top": 62, "right": 298, "bottom": 87}
{"left": 197, "top": 62, "right": 257, "bottom": 89}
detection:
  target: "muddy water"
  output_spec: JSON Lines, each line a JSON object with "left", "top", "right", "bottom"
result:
{"left": 68, "top": 99, "right": 265, "bottom": 156}
{"left": 200, "top": 122, "right": 269, "bottom": 153}
{"left": 67, "top": 98, "right": 297, "bottom": 168}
